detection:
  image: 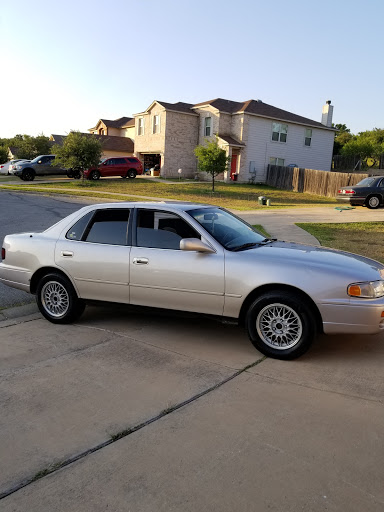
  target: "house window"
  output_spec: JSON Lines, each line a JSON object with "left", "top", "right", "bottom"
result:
{"left": 204, "top": 117, "right": 212, "bottom": 137}
{"left": 272, "top": 123, "right": 288, "bottom": 143}
{"left": 305, "top": 128, "right": 312, "bottom": 147}
{"left": 269, "top": 157, "right": 285, "bottom": 166}
{"left": 138, "top": 117, "right": 144, "bottom": 136}
{"left": 153, "top": 115, "right": 160, "bottom": 134}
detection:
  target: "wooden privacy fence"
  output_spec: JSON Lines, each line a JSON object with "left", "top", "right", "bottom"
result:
{"left": 266, "top": 165, "right": 369, "bottom": 198}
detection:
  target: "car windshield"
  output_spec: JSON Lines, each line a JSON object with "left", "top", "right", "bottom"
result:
{"left": 188, "top": 207, "right": 267, "bottom": 250}
{"left": 29, "top": 156, "right": 43, "bottom": 164}
{"left": 100, "top": 158, "right": 107, "bottom": 164}
{"left": 356, "top": 178, "right": 376, "bottom": 186}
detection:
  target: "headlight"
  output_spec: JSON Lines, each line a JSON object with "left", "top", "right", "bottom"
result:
{"left": 348, "top": 280, "right": 384, "bottom": 298}
{"left": 16, "top": 165, "right": 22, "bottom": 169}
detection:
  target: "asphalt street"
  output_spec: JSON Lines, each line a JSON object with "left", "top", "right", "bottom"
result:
{"left": 0, "top": 191, "right": 92, "bottom": 308}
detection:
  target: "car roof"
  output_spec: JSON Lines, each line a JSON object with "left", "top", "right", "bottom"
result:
{"left": 80, "top": 201, "right": 216, "bottom": 212}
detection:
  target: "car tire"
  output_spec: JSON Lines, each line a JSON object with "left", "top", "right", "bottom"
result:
{"left": 127, "top": 169, "right": 137, "bottom": 179}
{"left": 366, "top": 195, "right": 381, "bottom": 209}
{"left": 36, "top": 272, "right": 85, "bottom": 324}
{"left": 89, "top": 170, "right": 100, "bottom": 180}
{"left": 22, "top": 169, "right": 35, "bottom": 181}
{"left": 245, "top": 291, "right": 316, "bottom": 360}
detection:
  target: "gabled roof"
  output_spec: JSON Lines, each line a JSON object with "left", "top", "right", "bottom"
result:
{"left": 193, "top": 98, "right": 334, "bottom": 130}
{"left": 136, "top": 97, "right": 334, "bottom": 130}
{"left": 218, "top": 134, "right": 245, "bottom": 147}
{"left": 121, "top": 118, "right": 135, "bottom": 128}
{"left": 89, "top": 117, "right": 133, "bottom": 131}
{"left": 156, "top": 101, "right": 196, "bottom": 114}
{"left": 135, "top": 100, "right": 198, "bottom": 116}
{"left": 51, "top": 133, "right": 134, "bottom": 153}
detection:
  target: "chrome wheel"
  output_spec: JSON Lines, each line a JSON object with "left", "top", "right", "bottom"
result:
{"left": 41, "top": 281, "right": 70, "bottom": 318}
{"left": 367, "top": 196, "right": 380, "bottom": 209}
{"left": 256, "top": 303, "right": 302, "bottom": 350}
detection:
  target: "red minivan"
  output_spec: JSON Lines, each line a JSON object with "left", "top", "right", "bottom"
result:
{"left": 84, "top": 157, "right": 143, "bottom": 180}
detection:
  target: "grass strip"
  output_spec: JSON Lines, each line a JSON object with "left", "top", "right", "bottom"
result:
{"left": 297, "top": 222, "right": 384, "bottom": 263}
{"left": 0, "top": 180, "right": 342, "bottom": 210}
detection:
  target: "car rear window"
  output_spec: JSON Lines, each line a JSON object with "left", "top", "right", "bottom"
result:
{"left": 66, "top": 211, "right": 94, "bottom": 241}
{"left": 356, "top": 178, "right": 376, "bottom": 186}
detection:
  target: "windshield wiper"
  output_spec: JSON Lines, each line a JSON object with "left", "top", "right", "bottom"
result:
{"left": 261, "top": 238, "right": 277, "bottom": 244}
{"left": 232, "top": 242, "right": 260, "bottom": 252}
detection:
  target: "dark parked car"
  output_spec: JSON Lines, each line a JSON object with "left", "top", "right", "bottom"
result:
{"left": 13, "top": 155, "right": 67, "bottom": 181}
{"left": 83, "top": 157, "right": 143, "bottom": 180}
{"left": 337, "top": 176, "right": 384, "bottom": 209}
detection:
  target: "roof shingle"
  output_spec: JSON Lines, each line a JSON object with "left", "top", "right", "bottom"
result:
{"left": 50, "top": 133, "right": 134, "bottom": 153}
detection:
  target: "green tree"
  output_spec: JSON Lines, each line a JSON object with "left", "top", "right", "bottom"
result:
{"left": 332, "top": 123, "right": 353, "bottom": 155}
{"left": 194, "top": 137, "right": 230, "bottom": 192}
{"left": 341, "top": 128, "right": 384, "bottom": 167}
{"left": 51, "top": 131, "right": 103, "bottom": 179}
{"left": 0, "top": 146, "right": 8, "bottom": 164}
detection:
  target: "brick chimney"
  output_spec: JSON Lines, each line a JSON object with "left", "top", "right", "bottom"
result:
{"left": 321, "top": 100, "right": 333, "bottom": 127}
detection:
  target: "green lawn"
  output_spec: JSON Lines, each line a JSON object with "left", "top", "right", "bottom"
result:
{"left": 297, "top": 222, "right": 384, "bottom": 263}
{"left": 0, "top": 179, "right": 343, "bottom": 211}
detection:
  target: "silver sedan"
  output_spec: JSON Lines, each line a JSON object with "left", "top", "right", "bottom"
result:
{"left": 1, "top": 202, "right": 384, "bottom": 360}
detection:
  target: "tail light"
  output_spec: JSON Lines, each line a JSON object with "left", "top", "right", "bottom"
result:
{"left": 1, "top": 247, "right": 5, "bottom": 260}
{"left": 338, "top": 189, "right": 356, "bottom": 194}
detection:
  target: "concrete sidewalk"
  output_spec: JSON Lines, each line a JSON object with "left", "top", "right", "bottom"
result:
{"left": 1, "top": 304, "right": 383, "bottom": 511}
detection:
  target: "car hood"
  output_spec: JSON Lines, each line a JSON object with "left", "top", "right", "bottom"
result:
{"left": 239, "top": 240, "right": 383, "bottom": 277}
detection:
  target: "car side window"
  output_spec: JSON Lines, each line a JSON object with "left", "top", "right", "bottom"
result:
{"left": 83, "top": 209, "right": 131, "bottom": 245}
{"left": 136, "top": 209, "right": 200, "bottom": 250}
{"left": 136, "top": 209, "right": 201, "bottom": 250}
{"left": 378, "top": 178, "right": 384, "bottom": 188}
{"left": 116, "top": 158, "right": 126, "bottom": 164}
{"left": 66, "top": 211, "right": 94, "bottom": 240}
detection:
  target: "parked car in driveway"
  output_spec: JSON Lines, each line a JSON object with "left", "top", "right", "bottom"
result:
{"left": 1, "top": 159, "right": 29, "bottom": 175}
{"left": 13, "top": 155, "right": 67, "bottom": 181}
{"left": 1, "top": 202, "right": 384, "bottom": 360}
{"left": 337, "top": 176, "right": 384, "bottom": 209}
{"left": 83, "top": 157, "right": 143, "bottom": 180}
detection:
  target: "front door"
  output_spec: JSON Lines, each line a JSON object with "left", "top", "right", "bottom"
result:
{"left": 55, "top": 208, "right": 131, "bottom": 303}
{"left": 230, "top": 154, "right": 238, "bottom": 179}
{"left": 129, "top": 208, "right": 225, "bottom": 315}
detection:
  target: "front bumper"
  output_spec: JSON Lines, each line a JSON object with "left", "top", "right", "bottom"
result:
{"left": 319, "top": 300, "right": 384, "bottom": 335}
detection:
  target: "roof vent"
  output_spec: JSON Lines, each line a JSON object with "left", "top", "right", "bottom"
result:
{"left": 257, "top": 99, "right": 263, "bottom": 103}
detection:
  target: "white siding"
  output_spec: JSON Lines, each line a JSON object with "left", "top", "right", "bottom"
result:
{"left": 243, "top": 116, "right": 335, "bottom": 182}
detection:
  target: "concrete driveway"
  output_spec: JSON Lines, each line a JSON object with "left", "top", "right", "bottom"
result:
{"left": 1, "top": 303, "right": 383, "bottom": 511}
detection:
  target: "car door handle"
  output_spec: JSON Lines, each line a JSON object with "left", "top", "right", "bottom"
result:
{"left": 61, "top": 251, "right": 74, "bottom": 257}
{"left": 133, "top": 257, "right": 149, "bottom": 265}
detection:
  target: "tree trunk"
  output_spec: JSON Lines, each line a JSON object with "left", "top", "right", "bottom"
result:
{"left": 212, "top": 173, "right": 215, "bottom": 192}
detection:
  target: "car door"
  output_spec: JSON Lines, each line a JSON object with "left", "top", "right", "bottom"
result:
{"left": 101, "top": 158, "right": 118, "bottom": 177}
{"left": 49, "top": 156, "right": 65, "bottom": 175}
{"left": 55, "top": 208, "right": 131, "bottom": 303}
{"left": 37, "top": 156, "right": 54, "bottom": 175}
{"left": 129, "top": 208, "right": 225, "bottom": 316}
{"left": 114, "top": 158, "right": 127, "bottom": 177}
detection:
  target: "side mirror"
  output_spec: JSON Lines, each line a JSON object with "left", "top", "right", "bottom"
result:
{"left": 180, "top": 238, "right": 215, "bottom": 253}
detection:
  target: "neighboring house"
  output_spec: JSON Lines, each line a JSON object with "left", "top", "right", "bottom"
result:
{"left": 89, "top": 117, "right": 136, "bottom": 140}
{"left": 133, "top": 98, "right": 336, "bottom": 181}
{"left": 8, "top": 146, "right": 20, "bottom": 159}
{"left": 50, "top": 133, "right": 134, "bottom": 159}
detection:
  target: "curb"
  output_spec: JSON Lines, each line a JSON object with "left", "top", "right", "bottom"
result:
{"left": 0, "top": 302, "right": 39, "bottom": 324}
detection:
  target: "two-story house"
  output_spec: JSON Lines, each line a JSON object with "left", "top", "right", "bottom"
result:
{"left": 133, "top": 98, "right": 335, "bottom": 181}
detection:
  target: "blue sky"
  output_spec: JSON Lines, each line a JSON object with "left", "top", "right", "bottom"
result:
{"left": 1, "top": 0, "right": 383, "bottom": 138}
